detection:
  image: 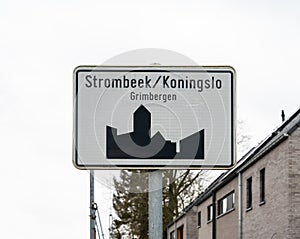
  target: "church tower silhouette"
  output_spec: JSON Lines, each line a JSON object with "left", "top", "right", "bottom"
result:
{"left": 131, "top": 105, "right": 151, "bottom": 146}
{"left": 106, "top": 105, "right": 204, "bottom": 160}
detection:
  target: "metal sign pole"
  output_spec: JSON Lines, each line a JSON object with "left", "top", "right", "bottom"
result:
{"left": 149, "top": 170, "right": 163, "bottom": 239}
{"left": 90, "top": 170, "right": 95, "bottom": 239}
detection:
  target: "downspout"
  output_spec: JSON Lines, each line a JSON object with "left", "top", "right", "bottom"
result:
{"left": 238, "top": 172, "right": 243, "bottom": 239}
{"left": 212, "top": 192, "right": 216, "bottom": 239}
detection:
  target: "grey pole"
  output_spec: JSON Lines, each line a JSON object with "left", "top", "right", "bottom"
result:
{"left": 90, "top": 170, "right": 95, "bottom": 239}
{"left": 238, "top": 172, "right": 243, "bottom": 239}
{"left": 149, "top": 170, "right": 163, "bottom": 239}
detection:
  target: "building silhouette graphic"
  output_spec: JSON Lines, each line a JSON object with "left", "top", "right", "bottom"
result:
{"left": 106, "top": 105, "right": 204, "bottom": 159}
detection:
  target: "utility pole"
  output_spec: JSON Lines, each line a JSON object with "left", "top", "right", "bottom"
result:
{"left": 90, "top": 170, "right": 96, "bottom": 239}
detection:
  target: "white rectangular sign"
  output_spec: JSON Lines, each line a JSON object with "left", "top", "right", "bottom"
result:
{"left": 73, "top": 66, "right": 236, "bottom": 169}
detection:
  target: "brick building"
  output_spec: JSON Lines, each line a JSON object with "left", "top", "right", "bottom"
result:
{"left": 168, "top": 108, "right": 300, "bottom": 239}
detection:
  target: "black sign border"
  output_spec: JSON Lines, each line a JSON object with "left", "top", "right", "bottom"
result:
{"left": 73, "top": 66, "right": 236, "bottom": 170}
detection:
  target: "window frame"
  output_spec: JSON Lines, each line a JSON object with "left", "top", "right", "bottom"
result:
{"left": 246, "top": 177, "right": 253, "bottom": 210}
{"left": 217, "top": 191, "right": 235, "bottom": 216}
{"left": 177, "top": 225, "right": 184, "bottom": 239}
{"left": 170, "top": 230, "right": 175, "bottom": 239}
{"left": 207, "top": 204, "right": 213, "bottom": 222}
{"left": 197, "top": 211, "right": 202, "bottom": 228}
{"left": 259, "top": 168, "right": 266, "bottom": 204}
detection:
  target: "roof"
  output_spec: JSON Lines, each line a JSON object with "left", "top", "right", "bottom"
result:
{"left": 168, "top": 107, "right": 300, "bottom": 227}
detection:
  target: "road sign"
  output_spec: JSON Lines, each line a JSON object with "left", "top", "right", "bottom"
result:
{"left": 73, "top": 66, "right": 236, "bottom": 169}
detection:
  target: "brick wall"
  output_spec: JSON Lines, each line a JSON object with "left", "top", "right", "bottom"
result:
{"left": 288, "top": 127, "right": 300, "bottom": 238}
{"left": 186, "top": 208, "right": 198, "bottom": 239}
{"left": 197, "top": 197, "right": 213, "bottom": 239}
{"left": 242, "top": 139, "right": 290, "bottom": 239}
{"left": 216, "top": 179, "right": 239, "bottom": 239}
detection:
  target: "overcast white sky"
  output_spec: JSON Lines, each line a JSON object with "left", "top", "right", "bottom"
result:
{"left": 1, "top": 0, "right": 300, "bottom": 238}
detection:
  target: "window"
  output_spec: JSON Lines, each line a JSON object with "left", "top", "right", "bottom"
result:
{"left": 207, "top": 204, "right": 213, "bottom": 222}
{"left": 177, "top": 225, "right": 184, "bottom": 239}
{"left": 217, "top": 191, "right": 235, "bottom": 216}
{"left": 260, "top": 168, "right": 265, "bottom": 203}
{"left": 246, "top": 177, "right": 252, "bottom": 209}
{"left": 197, "top": 211, "right": 201, "bottom": 227}
{"left": 170, "top": 230, "right": 175, "bottom": 239}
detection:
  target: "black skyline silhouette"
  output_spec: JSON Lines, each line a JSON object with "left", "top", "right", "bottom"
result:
{"left": 106, "top": 105, "right": 204, "bottom": 159}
